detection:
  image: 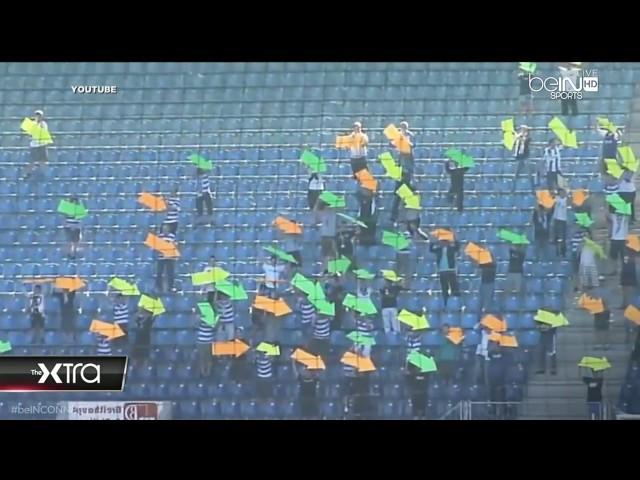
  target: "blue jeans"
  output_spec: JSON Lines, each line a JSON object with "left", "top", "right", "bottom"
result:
{"left": 587, "top": 402, "right": 602, "bottom": 420}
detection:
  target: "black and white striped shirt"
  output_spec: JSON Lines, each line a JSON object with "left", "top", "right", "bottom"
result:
{"left": 406, "top": 332, "right": 422, "bottom": 351}
{"left": 216, "top": 299, "right": 234, "bottom": 324}
{"left": 313, "top": 315, "right": 331, "bottom": 339}
{"left": 570, "top": 231, "right": 587, "bottom": 254}
{"left": 604, "top": 182, "right": 620, "bottom": 196}
{"left": 96, "top": 335, "right": 112, "bottom": 355}
{"left": 544, "top": 146, "right": 562, "bottom": 173}
{"left": 158, "top": 232, "right": 177, "bottom": 260}
{"left": 298, "top": 298, "right": 316, "bottom": 325}
{"left": 197, "top": 320, "right": 216, "bottom": 344}
{"left": 164, "top": 196, "right": 180, "bottom": 224}
{"left": 198, "top": 176, "right": 211, "bottom": 195}
{"left": 513, "top": 134, "right": 530, "bottom": 159}
{"left": 65, "top": 215, "right": 81, "bottom": 229}
{"left": 355, "top": 316, "right": 374, "bottom": 335}
{"left": 113, "top": 302, "right": 129, "bottom": 325}
{"left": 256, "top": 355, "right": 273, "bottom": 379}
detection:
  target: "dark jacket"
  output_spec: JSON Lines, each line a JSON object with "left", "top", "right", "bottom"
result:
{"left": 430, "top": 242, "right": 460, "bottom": 271}
{"left": 533, "top": 209, "right": 552, "bottom": 240}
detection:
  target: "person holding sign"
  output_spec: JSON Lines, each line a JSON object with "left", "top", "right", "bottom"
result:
{"left": 63, "top": 197, "right": 83, "bottom": 260}
{"left": 597, "top": 122, "right": 622, "bottom": 175}
{"left": 446, "top": 159, "right": 467, "bottom": 212}
{"left": 155, "top": 223, "right": 178, "bottom": 293}
{"left": 195, "top": 167, "right": 213, "bottom": 220}
{"left": 348, "top": 121, "right": 369, "bottom": 177}
{"left": 511, "top": 125, "right": 535, "bottom": 193}
{"left": 542, "top": 138, "right": 563, "bottom": 191}
{"left": 23, "top": 109, "right": 50, "bottom": 179}
{"left": 558, "top": 63, "right": 581, "bottom": 116}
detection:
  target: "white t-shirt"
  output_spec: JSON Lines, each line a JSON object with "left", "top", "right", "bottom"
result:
{"left": 611, "top": 214, "right": 630, "bottom": 241}
{"left": 30, "top": 120, "right": 49, "bottom": 148}
{"left": 349, "top": 132, "right": 368, "bottom": 158}
{"left": 308, "top": 177, "right": 324, "bottom": 191}
{"left": 553, "top": 197, "right": 567, "bottom": 221}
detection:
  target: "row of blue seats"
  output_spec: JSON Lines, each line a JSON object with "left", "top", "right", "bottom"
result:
{"left": 0, "top": 143, "right": 606, "bottom": 163}
{"left": 0, "top": 115, "right": 628, "bottom": 139}
{"left": 4, "top": 61, "right": 633, "bottom": 75}
{"left": 0, "top": 98, "right": 632, "bottom": 119}
{"left": 0, "top": 66, "right": 634, "bottom": 87}
{"left": 1, "top": 83, "right": 635, "bottom": 104}
{"left": 0, "top": 315, "right": 552, "bottom": 344}
{"left": 0, "top": 161, "right": 601, "bottom": 184}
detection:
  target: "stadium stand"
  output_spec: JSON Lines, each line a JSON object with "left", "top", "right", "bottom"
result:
{"left": 0, "top": 62, "right": 639, "bottom": 419}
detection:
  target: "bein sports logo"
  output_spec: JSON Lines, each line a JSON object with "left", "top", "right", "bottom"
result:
{"left": 528, "top": 69, "right": 599, "bottom": 100}
{"left": 32, "top": 363, "right": 100, "bottom": 384}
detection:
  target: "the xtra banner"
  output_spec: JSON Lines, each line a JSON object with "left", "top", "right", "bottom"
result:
{"left": 0, "top": 357, "right": 127, "bottom": 392}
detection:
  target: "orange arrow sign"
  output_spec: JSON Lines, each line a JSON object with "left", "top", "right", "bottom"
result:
{"left": 253, "top": 295, "right": 292, "bottom": 316}
{"left": 89, "top": 320, "right": 126, "bottom": 340}
{"left": 572, "top": 189, "right": 589, "bottom": 207}
{"left": 446, "top": 327, "right": 465, "bottom": 345}
{"left": 55, "top": 277, "right": 86, "bottom": 292}
{"left": 273, "top": 216, "right": 303, "bottom": 235}
{"left": 211, "top": 339, "right": 250, "bottom": 357}
{"left": 291, "top": 348, "right": 326, "bottom": 370}
{"left": 578, "top": 294, "right": 605, "bottom": 314}
{"left": 340, "top": 351, "right": 376, "bottom": 372}
{"left": 144, "top": 233, "right": 180, "bottom": 258}
{"left": 481, "top": 314, "right": 507, "bottom": 332}
{"left": 626, "top": 234, "right": 640, "bottom": 253}
{"left": 431, "top": 229, "right": 454, "bottom": 241}
{"left": 138, "top": 192, "right": 167, "bottom": 212}
{"left": 465, "top": 242, "right": 493, "bottom": 265}
{"left": 536, "top": 190, "right": 556, "bottom": 209}
{"left": 624, "top": 305, "right": 640, "bottom": 325}
{"left": 355, "top": 169, "right": 378, "bottom": 192}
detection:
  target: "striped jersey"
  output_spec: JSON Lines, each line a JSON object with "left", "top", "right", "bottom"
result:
{"left": 343, "top": 361, "right": 357, "bottom": 377}
{"left": 355, "top": 316, "right": 374, "bottom": 335}
{"left": 113, "top": 302, "right": 129, "bottom": 325}
{"left": 96, "top": 334, "right": 112, "bottom": 355}
{"left": 256, "top": 354, "right": 273, "bottom": 378}
{"left": 164, "top": 196, "right": 180, "bottom": 223}
{"left": 197, "top": 319, "right": 216, "bottom": 344}
{"left": 29, "top": 293, "right": 44, "bottom": 314}
{"left": 298, "top": 297, "right": 316, "bottom": 325}
{"left": 604, "top": 182, "right": 620, "bottom": 196}
{"left": 571, "top": 231, "right": 587, "bottom": 254}
{"left": 65, "top": 215, "right": 81, "bottom": 229}
{"left": 406, "top": 332, "right": 422, "bottom": 351}
{"left": 197, "top": 176, "right": 211, "bottom": 194}
{"left": 158, "top": 232, "right": 177, "bottom": 259}
{"left": 313, "top": 315, "right": 331, "bottom": 339}
{"left": 216, "top": 299, "right": 234, "bottom": 324}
